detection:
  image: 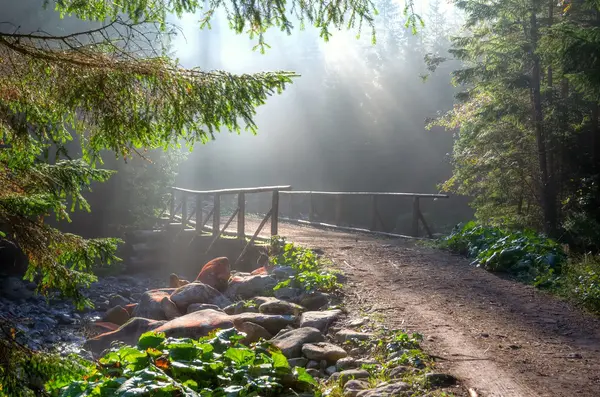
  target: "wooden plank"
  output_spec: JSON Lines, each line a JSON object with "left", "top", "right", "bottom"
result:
{"left": 412, "top": 197, "right": 420, "bottom": 237}
{"left": 205, "top": 208, "right": 239, "bottom": 254}
{"left": 172, "top": 185, "right": 292, "bottom": 195}
{"left": 212, "top": 194, "right": 220, "bottom": 237}
{"left": 237, "top": 193, "right": 245, "bottom": 240}
{"left": 282, "top": 191, "right": 449, "bottom": 198}
{"left": 195, "top": 195, "right": 203, "bottom": 234}
{"left": 418, "top": 208, "right": 434, "bottom": 238}
{"left": 181, "top": 193, "right": 188, "bottom": 231}
{"left": 271, "top": 190, "right": 279, "bottom": 236}
{"left": 235, "top": 209, "right": 272, "bottom": 265}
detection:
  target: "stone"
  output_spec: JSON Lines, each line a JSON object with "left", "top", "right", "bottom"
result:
{"left": 102, "top": 305, "right": 130, "bottom": 326}
{"left": 348, "top": 318, "right": 367, "bottom": 328}
{"left": 56, "top": 312, "right": 75, "bottom": 325}
{"left": 302, "top": 342, "right": 348, "bottom": 362}
{"left": 97, "top": 301, "right": 109, "bottom": 311}
{"left": 187, "top": 303, "right": 222, "bottom": 313}
{"left": 306, "top": 369, "right": 320, "bottom": 378}
{"left": 325, "top": 366, "right": 338, "bottom": 376}
{"left": 424, "top": 373, "right": 457, "bottom": 388}
{"left": 195, "top": 257, "right": 231, "bottom": 292}
{"left": 259, "top": 299, "right": 305, "bottom": 316}
{"left": 1, "top": 277, "right": 33, "bottom": 300}
{"left": 250, "top": 266, "right": 268, "bottom": 275}
{"left": 335, "top": 329, "right": 374, "bottom": 343}
{"left": 336, "top": 357, "right": 358, "bottom": 371}
{"left": 338, "top": 369, "right": 370, "bottom": 386}
{"left": 343, "top": 380, "right": 370, "bottom": 397}
{"left": 271, "top": 266, "right": 297, "bottom": 280}
{"left": 270, "top": 327, "right": 325, "bottom": 358}
{"left": 299, "top": 292, "right": 329, "bottom": 311}
{"left": 226, "top": 275, "right": 278, "bottom": 300}
{"left": 153, "top": 309, "right": 234, "bottom": 339}
{"left": 232, "top": 312, "right": 296, "bottom": 335}
{"left": 170, "top": 282, "right": 231, "bottom": 312}
{"left": 169, "top": 273, "right": 190, "bottom": 288}
{"left": 274, "top": 287, "right": 303, "bottom": 301}
{"left": 306, "top": 360, "right": 320, "bottom": 369}
{"left": 355, "top": 381, "right": 410, "bottom": 397}
{"left": 224, "top": 301, "right": 259, "bottom": 315}
{"left": 86, "top": 321, "right": 120, "bottom": 336}
{"left": 124, "top": 303, "right": 138, "bottom": 315}
{"left": 160, "top": 297, "right": 181, "bottom": 320}
{"left": 288, "top": 358, "right": 308, "bottom": 368}
{"left": 132, "top": 288, "right": 176, "bottom": 321}
{"left": 299, "top": 310, "right": 342, "bottom": 332}
{"left": 109, "top": 294, "right": 129, "bottom": 308}
{"left": 388, "top": 366, "right": 413, "bottom": 378}
{"left": 84, "top": 317, "right": 166, "bottom": 355}
{"left": 236, "top": 321, "right": 272, "bottom": 345}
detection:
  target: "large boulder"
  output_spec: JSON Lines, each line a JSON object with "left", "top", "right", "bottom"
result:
{"left": 170, "top": 282, "right": 231, "bottom": 312}
{"left": 187, "top": 303, "right": 222, "bottom": 313}
{"left": 83, "top": 317, "right": 166, "bottom": 355}
{"left": 153, "top": 309, "right": 233, "bottom": 339}
{"left": 195, "top": 257, "right": 231, "bottom": 292}
{"left": 299, "top": 310, "right": 342, "bottom": 332}
{"left": 299, "top": 292, "right": 330, "bottom": 311}
{"left": 270, "top": 327, "right": 325, "bottom": 358}
{"left": 160, "top": 297, "right": 181, "bottom": 320}
{"left": 231, "top": 312, "right": 295, "bottom": 335}
{"left": 102, "top": 305, "right": 130, "bottom": 326}
{"left": 225, "top": 275, "right": 277, "bottom": 300}
{"left": 302, "top": 342, "right": 348, "bottom": 362}
{"left": 132, "top": 288, "right": 176, "bottom": 320}
{"left": 235, "top": 322, "right": 272, "bottom": 345}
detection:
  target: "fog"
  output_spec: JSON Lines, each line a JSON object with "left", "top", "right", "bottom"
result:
{"left": 1, "top": 0, "right": 472, "bottom": 235}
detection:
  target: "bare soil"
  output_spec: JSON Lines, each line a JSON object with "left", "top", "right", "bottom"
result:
{"left": 266, "top": 222, "right": 600, "bottom": 397}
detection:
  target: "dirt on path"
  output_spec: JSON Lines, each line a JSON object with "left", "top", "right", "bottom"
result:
{"left": 267, "top": 222, "right": 600, "bottom": 397}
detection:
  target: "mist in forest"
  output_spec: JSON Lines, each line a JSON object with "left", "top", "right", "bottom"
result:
{"left": 0, "top": 0, "right": 472, "bottom": 235}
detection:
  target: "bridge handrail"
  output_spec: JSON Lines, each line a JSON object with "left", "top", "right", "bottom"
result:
{"left": 281, "top": 191, "right": 448, "bottom": 198}
{"left": 172, "top": 185, "right": 292, "bottom": 195}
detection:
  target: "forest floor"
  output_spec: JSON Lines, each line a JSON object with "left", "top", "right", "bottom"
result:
{"left": 255, "top": 221, "right": 600, "bottom": 397}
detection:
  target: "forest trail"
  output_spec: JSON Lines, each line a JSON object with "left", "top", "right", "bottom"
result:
{"left": 257, "top": 221, "right": 600, "bottom": 397}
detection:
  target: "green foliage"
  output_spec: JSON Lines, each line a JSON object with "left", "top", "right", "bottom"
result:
{"left": 558, "top": 255, "right": 600, "bottom": 314}
{"left": 51, "top": 329, "right": 317, "bottom": 397}
{"left": 269, "top": 236, "right": 341, "bottom": 293}
{"left": 440, "top": 221, "right": 565, "bottom": 284}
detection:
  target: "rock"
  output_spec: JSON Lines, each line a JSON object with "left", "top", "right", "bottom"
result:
{"left": 299, "top": 310, "right": 342, "bottom": 332}
{"left": 306, "top": 360, "right": 319, "bottom": 369}
{"left": 306, "top": 369, "right": 320, "bottom": 378}
{"left": 1, "top": 277, "right": 33, "bottom": 300}
{"left": 336, "top": 357, "right": 358, "bottom": 371}
{"left": 335, "top": 329, "right": 374, "bottom": 343}
{"left": 274, "top": 287, "right": 303, "bottom": 301}
{"left": 288, "top": 358, "right": 308, "bottom": 368}
{"left": 195, "top": 257, "right": 231, "bottom": 292}
{"left": 153, "top": 309, "right": 234, "bottom": 339}
{"left": 169, "top": 273, "right": 190, "bottom": 288}
{"left": 302, "top": 342, "right": 348, "bottom": 362}
{"left": 355, "top": 381, "right": 410, "bottom": 397}
{"left": 299, "top": 292, "right": 329, "bottom": 310}
{"left": 96, "top": 301, "right": 109, "bottom": 311}
{"left": 132, "top": 288, "right": 176, "bottom": 321}
{"left": 170, "top": 282, "right": 231, "bottom": 312}
{"left": 226, "top": 275, "right": 278, "bottom": 300}
{"left": 224, "top": 301, "right": 259, "bottom": 315}
{"left": 270, "top": 327, "right": 325, "bottom": 358}
{"left": 102, "top": 305, "right": 130, "bottom": 326}
{"left": 259, "top": 299, "right": 305, "bottom": 316}
{"left": 231, "top": 312, "right": 295, "bottom": 335}
{"left": 388, "top": 366, "right": 413, "bottom": 378}
{"left": 160, "top": 297, "right": 181, "bottom": 320}
{"left": 131, "top": 293, "right": 142, "bottom": 302}
{"left": 325, "top": 366, "right": 338, "bottom": 376}
{"left": 109, "top": 294, "right": 129, "bottom": 308}
{"left": 187, "top": 303, "right": 222, "bottom": 313}
{"left": 338, "top": 369, "right": 370, "bottom": 386}
{"left": 124, "top": 303, "right": 138, "bottom": 315}
{"left": 56, "top": 312, "right": 75, "bottom": 325}
{"left": 343, "top": 380, "right": 370, "bottom": 397}
{"left": 86, "top": 321, "right": 120, "bottom": 336}
{"left": 348, "top": 318, "right": 367, "bottom": 328}
{"left": 84, "top": 317, "right": 166, "bottom": 355}
{"left": 271, "top": 266, "right": 297, "bottom": 280}
{"left": 250, "top": 266, "right": 268, "bottom": 275}
{"left": 235, "top": 322, "right": 272, "bottom": 345}
{"left": 424, "top": 373, "right": 457, "bottom": 388}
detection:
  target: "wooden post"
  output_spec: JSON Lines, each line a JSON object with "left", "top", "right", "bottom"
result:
{"left": 169, "top": 189, "right": 175, "bottom": 221}
{"left": 181, "top": 193, "right": 187, "bottom": 230}
{"left": 335, "top": 195, "right": 342, "bottom": 225}
{"left": 309, "top": 192, "right": 314, "bottom": 221}
{"left": 212, "top": 194, "right": 220, "bottom": 237}
{"left": 237, "top": 192, "right": 245, "bottom": 240}
{"left": 412, "top": 197, "right": 420, "bottom": 237}
{"left": 271, "top": 190, "right": 279, "bottom": 236}
{"left": 370, "top": 195, "right": 378, "bottom": 231}
{"left": 195, "top": 195, "right": 202, "bottom": 234}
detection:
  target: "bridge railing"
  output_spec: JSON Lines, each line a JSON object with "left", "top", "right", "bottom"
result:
{"left": 166, "top": 185, "right": 292, "bottom": 263}
{"left": 280, "top": 191, "right": 449, "bottom": 238}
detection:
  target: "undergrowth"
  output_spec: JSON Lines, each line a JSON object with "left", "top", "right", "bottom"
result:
{"left": 50, "top": 328, "right": 318, "bottom": 397}
{"left": 440, "top": 221, "right": 600, "bottom": 314}
{"left": 268, "top": 236, "right": 341, "bottom": 293}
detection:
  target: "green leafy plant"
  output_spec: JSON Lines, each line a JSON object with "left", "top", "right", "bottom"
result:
{"left": 269, "top": 236, "right": 341, "bottom": 293}
{"left": 51, "top": 328, "right": 317, "bottom": 397}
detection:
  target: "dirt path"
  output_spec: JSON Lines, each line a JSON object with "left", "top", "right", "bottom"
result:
{"left": 265, "top": 221, "right": 600, "bottom": 397}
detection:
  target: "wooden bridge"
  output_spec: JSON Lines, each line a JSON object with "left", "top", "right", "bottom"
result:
{"left": 162, "top": 185, "right": 449, "bottom": 266}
